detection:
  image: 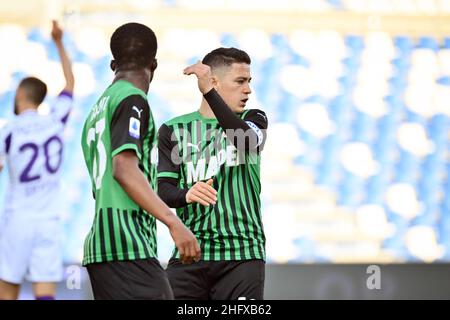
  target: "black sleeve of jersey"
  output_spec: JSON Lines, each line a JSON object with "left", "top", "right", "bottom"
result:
{"left": 110, "top": 95, "right": 149, "bottom": 159}
{"left": 157, "top": 123, "right": 180, "bottom": 175}
{"left": 242, "top": 109, "right": 268, "bottom": 152}
{"left": 203, "top": 88, "right": 267, "bottom": 152}
{"left": 158, "top": 178, "right": 188, "bottom": 208}
{"left": 157, "top": 124, "right": 188, "bottom": 208}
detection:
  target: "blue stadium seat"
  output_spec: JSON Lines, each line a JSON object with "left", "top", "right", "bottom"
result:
{"left": 290, "top": 52, "right": 310, "bottom": 68}
{"left": 341, "top": 56, "right": 360, "bottom": 74}
{"left": 373, "top": 120, "right": 397, "bottom": 166}
{"left": 92, "top": 56, "right": 111, "bottom": 80}
{"left": 386, "top": 94, "right": 401, "bottom": 111}
{"left": 293, "top": 237, "right": 316, "bottom": 261}
{"left": 0, "top": 91, "right": 15, "bottom": 118}
{"left": 338, "top": 73, "right": 357, "bottom": 92}
{"left": 437, "top": 76, "right": 450, "bottom": 86}
{"left": 163, "top": 0, "right": 177, "bottom": 7}
{"left": 416, "top": 36, "right": 439, "bottom": 51}
{"left": 328, "top": 95, "right": 353, "bottom": 129}
{"left": 351, "top": 111, "right": 376, "bottom": 143}
{"left": 271, "top": 34, "right": 291, "bottom": 52}
{"left": 296, "top": 131, "right": 321, "bottom": 175}
{"left": 337, "top": 171, "right": 366, "bottom": 207}
{"left": 326, "top": 0, "right": 343, "bottom": 9}
{"left": 443, "top": 37, "right": 450, "bottom": 49}
{"left": 388, "top": 76, "right": 408, "bottom": 94}
{"left": 27, "top": 27, "right": 48, "bottom": 44}
{"left": 405, "top": 110, "right": 427, "bottom": 124}
{"left": 317, "top": 135, "right": 342, "bottom": 188}
{"left": 383, "top": 214, "right": 413, "bottom": 255}
{"left": 394, "top": 36, "right": 414, "bottom": 52}
{"left": 12, "top": 71, "right": 28, "bottom": 85}
{"left": 394, "top": 150, "right": 420, "bottom": 184}
{"left": 428, "top": 114, "right": 450, "bottom": 149}
{"left": 220, "top": 33, "right": 238, "bottom": 47}
{"left": 393, "top": 58, "right": 411, "bottom": 75}
{"left": 365, "top": 174, "right": 389, "bottom": 205}
{"left": 345, "top": 35, "right": 364, "bottom": 52}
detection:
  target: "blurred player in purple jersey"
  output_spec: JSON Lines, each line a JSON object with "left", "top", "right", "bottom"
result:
{"left": 0, "top": 20, "right": 74, "bottom": 300}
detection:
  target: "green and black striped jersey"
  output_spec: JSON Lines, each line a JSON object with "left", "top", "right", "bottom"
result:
{"left": 157, "top": 109, "right": 267, "bottom": 261}
{"left": 81, "top": 80, "right": 158, "bottom": 265}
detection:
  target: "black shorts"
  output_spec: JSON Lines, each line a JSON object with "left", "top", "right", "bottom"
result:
{"left": 86, "top": 258, "right": 173, "bottom": 300}
{"left": 166, "top": 259, "right": 265, "bottom": 300}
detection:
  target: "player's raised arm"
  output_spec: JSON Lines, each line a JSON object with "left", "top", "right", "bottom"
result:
{"left": 51, "top": 20, "right": 74, "bottom": 94}
{"left": 184, "top": 61, "right": 267, "bottom": 152}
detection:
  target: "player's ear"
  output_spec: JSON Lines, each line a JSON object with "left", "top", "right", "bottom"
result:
{"left": 151, "top": 59, "right": 158, "bottom": 71}
{"left": 211, "top": 75, "right": 219, "bottom": 89}
{"left": 110, "top": 60, "right": 118, "bottom": 72}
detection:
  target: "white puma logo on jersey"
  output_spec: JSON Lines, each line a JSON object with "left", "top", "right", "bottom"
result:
{"left": 256, "top": 112, "right": 267, "bottom": 121}
{"left": 187, "top": 142, "right": 201, "bottom": 152}
{"left": 132, "top": 106, "right": 143, "bottom": 118}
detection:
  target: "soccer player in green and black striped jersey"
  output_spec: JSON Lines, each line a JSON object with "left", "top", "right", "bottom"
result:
{"left": 158, "top": 48, "right": 267, "bottom": 300}
{"left": 81, "top": 23, "right": 200, "bottom": 300}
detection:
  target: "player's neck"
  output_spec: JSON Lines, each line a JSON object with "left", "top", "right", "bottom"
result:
{"left": 113, "top": 69, "right": 151, "bottom": 93}
{"left": 199, "top": 99, "right": 216, "bottom": 119}
{"left": 17, "top": 104, "right": 38, "bottom": 115}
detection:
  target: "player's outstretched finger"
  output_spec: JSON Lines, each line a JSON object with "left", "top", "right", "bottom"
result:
{"left": 199, "top": 183, "right": 217, "bottom": 198}
{"left": 191, "top": 193, "right": 211, "bottom": 206}
{"left": 197, "top": 185, "right": 217, "bottom": 204}
{"left": 196, "top": 190, "right": 216, "bottom": 205}
{"left": 205, "top": 179, "right": 217, "bottom": 194}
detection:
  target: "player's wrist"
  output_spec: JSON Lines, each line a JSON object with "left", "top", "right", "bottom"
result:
{"left": 165, "top": 214, "right": 182, "bottom": 230}
{"left": 201, "top": 86, "right": 215, "bottom": 96}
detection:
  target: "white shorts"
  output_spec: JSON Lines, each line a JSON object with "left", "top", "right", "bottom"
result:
{"left": 0, "top": 215, "right": 63, "bottom": 284}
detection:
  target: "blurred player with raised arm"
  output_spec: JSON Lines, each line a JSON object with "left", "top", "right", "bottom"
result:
{"left": 0, "top": 21, "right": 74, "bottom": 300}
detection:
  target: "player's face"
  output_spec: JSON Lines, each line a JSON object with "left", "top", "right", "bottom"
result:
{"left": 215, "top": 63, "right": 252, "bottom": 113}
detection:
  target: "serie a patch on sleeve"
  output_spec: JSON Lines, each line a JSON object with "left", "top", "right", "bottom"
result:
{"left": 129, "top": 117, "right": 141, "bottom": 139}
{"left": 246, "top": 121, "right": 263, "bottom": 146}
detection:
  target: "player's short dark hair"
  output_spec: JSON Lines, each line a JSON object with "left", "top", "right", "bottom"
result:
{"left": 110, "top": 22, "right": 157, "bottom": 70}
{"left": 18, "top": 77, "right": 47, "bottom": 105}
{"left": 202, "top": 47, "right": 251, "bottom": 70}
